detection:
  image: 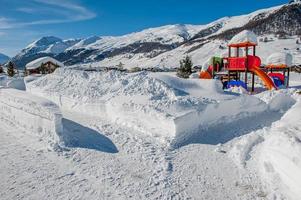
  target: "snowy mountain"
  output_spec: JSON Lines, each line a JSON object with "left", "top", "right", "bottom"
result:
{"left": 0, "top": 53, "right": 10, "bottom": 65}
{"left": 11, "top": 2, "right": 301, "bottom": 69}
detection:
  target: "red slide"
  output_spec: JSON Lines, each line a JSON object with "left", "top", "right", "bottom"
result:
{"left": 199, "top": 65, "right": 213, "bottom": 79}
{"left": 249, "top": 66, "right": 277, "bottom": 90}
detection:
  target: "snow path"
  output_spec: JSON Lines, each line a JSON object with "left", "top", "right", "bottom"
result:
{"left": 0, "top": 99, "right": 295, "bottom": 199}
{"left": 62, "top": 110, "right": 277, "bottom": 199}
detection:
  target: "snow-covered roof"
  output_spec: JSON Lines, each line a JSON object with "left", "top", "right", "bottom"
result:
{"left": 266, "top": 52, "right": 293, "bottom": 67}
{"left": 229, "top": 30, "right": 258, "bottom": 46}
{"left": 25, "top": 57, "right": 64, "bottom": 70}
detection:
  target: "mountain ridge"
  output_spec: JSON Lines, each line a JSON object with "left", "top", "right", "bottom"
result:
{"left": 10, "top": 2, "right": 301, "bottom": 69}
{"left": 0, "top": 53, "right": 10, "bottom": 65}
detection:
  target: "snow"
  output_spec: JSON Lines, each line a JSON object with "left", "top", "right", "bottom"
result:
{"left": 0, "top": 69, "right": 300, "bottom": 199}
{"left": 25, "top": 56, "right": 64, "bottom": 70}
{"left": 266, "top": 52, "right": 293, "bottom": 67}
{"left": 0, "top": 74, "right": 25, "bottom": 90}
{"left": 26, "top": 68, "right": 278, "bottom": 147}
{"left": 26, "top": 68, "right": 214, "bottom": 143}
{"left": 227, "top": 89, "right": 301, "bottom": 199}
{"left": 229, "top": 30, "right": 258, "bottom": 45}
{"left": 258, "top": 99, "right": 301, "bottom": 200}
{"left": 0, "top": 88, "right": 64, "bottom": 149}
{"left": 226, "top": 86, "right": 248, "bottom": 94}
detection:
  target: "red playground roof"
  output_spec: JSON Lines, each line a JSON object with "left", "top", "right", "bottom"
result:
{"left": 228, "top": 42, "right": 257, "bottom": 48}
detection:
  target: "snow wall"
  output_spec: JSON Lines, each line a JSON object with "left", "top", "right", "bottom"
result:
{"left": 26, "top": 68, "right": 270, "bottom": 145}
{"left": 0, "top": 75, "right": 26, "bottom": 90}
{"left": 259, "top": 99, "right": 301, "bottom": 200}
{"left": 0, "top": 88, "right": 64, "bottom": 148}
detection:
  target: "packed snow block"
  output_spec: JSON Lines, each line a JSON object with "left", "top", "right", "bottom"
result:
{"left": 268, "top": 93, "right": 296, "bottom": 112}
{"left": 173, "top": 95, "right": 269, "bottom": 144}
{"left": 0, "top": 88, "right": 63, "bottom": 148}
{"left": 6, "top": 78, "right": 26, "bottom": 90}
{"left": 25, "top": 68, "right": 271, "bottom": 145}
{"left": 0, "top": 75, "right": 26, "bottom": 90}
{"left": 106, "top": 95, "right": 177, "bottom": 140}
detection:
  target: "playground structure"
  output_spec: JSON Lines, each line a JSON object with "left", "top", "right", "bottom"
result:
{"left": 200, "top": 31, "right": 291, "bottom": 92}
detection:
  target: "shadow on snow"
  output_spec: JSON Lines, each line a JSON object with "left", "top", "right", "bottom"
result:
{"left": 172, "top": 107, "right": 293, "bottom": 149}
{"left": 62, "top": 118, "right": 118, "bottom": 153}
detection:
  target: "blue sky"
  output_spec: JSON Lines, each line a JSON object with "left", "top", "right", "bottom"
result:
{"left": 0, "top": 0, "right": 288, "bottom": 56}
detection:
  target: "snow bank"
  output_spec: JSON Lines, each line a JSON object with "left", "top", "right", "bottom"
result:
{"left": 229, "top": 30, "right": 258, "bottom": 45}
{"left": 0, "top": 75, "right": 26, "bottom": 90}
{"left": 27, "top": 69, "right": 208, "bottom": 142}
{"left": 6, "top": 78, "right": 26, "bottom": 90}
{"left": 226, "top": 86, "right": 248, "bottom": 94}
{"left": 0, "top": 88, "right": 64, "bottom": 148}
{"left": 26, "top": 68, "right": 271, "bottom": 144}
{"left": 24, "top": 74, "right": 43, "bottom": 84}
{"left": 266, "top": 52, "right": 293, "bottom": 67}
{"left": 229, "top": 92, "right": 299, "bottom": 199}
{"left": 259, "top": 100, "right": 301, "bottom": 200}
{"left": 0, "top": 75, "right": 8, "bottom": 87}
{"left": 189, "top": 73, "right": 199, "bottom": 79}
{"left": 268, "top": 93, "right": 296, "bottom": 112}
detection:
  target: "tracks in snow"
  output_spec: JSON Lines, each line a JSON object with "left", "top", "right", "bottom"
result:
{"left": 0, "top": 104, "right": 291, "bottom": 200}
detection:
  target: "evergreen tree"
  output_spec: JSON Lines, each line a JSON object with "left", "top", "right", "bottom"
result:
{"left": 177, "top": 55, "right": 193, "bottom": 79}
{"left": 39, "top": 64, "right": 47, "bottom": 74}
{"left": 7, "top": 61, "right": 16, "bottom": 77}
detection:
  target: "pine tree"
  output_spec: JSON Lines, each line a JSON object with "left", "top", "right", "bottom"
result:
{"left": 177, "top": 55, "right": 193, "bottom": 79}
{"left": 39, "top": 64, "right": 47, "bottom": 74}
{"left": 7, "top": 61, "right": 16, "bottom": 77}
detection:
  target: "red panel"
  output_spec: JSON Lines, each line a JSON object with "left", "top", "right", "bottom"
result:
{"left": 247, "top": 55, "right": 261, "bottom": 68}
{"left": 227, "top": 57, "right": 247, "bottom": 70}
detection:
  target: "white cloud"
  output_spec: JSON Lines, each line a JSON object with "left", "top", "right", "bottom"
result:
{"left": 0, "top": 0, "right": 97, "bottom": 56}
{"left": 0, "top": 18, "right": 14, "bottom": 29}
{"left": 1, "top": 0, "right": 96, "bottom": 29}
{"left": 16, "top": 7, "right": 36, "bottom": 13}
{"left": 33, "top": 0, "right": 96, "bottom": 21}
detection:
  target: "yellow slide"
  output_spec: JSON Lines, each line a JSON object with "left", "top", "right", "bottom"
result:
{"left": 249, "top": 67, "right": 277, "bottom": 90}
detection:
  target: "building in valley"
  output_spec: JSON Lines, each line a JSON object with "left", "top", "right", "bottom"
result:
{"left": 25, "top": 57, "right": 64, "bottom": 75}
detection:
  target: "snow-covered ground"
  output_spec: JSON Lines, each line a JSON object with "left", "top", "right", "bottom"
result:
{"left": 0, "top": 70, "right": 300, "bottom": 199}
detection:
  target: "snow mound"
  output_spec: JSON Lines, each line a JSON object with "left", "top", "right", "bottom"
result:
{"left": 226, "top": 86, "right": 248, "bottom": 94}
{"left": 27, "top": 68, "right": 270, "bottom": 144}
{"left": 189, "top": 73, "right": 199, "bottom": 79}
{"left": 266, "top": 52, "right": 293, "bottom": 67}
{"left": 25, "top": 56, "right": 64, "bottom": 70}
{"left": 27, "top": 68, "right": 209, "bottom": 142}
{"left": 6, "top": 78, "right": 26, "bottom": 90}
{"left": 0, "top": 75, "right": 25, "bottom": 90}
{"left": 0, "top": 88, "right": 64, "bottom": 148}
{"left": 259, "top": 101, "right": 301, "bottom": 200}
{"left": 268, "top": 93, "right": 296, "bottom": 112}
{"left": 229, "top": 30, "right": 258, "bottom": 45}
